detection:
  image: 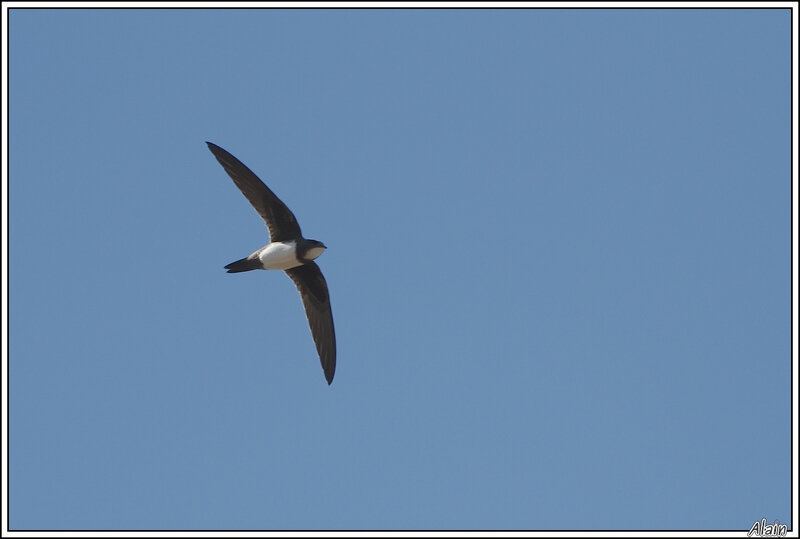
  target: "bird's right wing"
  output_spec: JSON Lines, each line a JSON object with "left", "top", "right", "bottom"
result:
{"left": 206, "top": 142, "right": 302, "bottom": 242}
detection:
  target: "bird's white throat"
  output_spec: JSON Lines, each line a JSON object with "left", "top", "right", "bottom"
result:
{"left": 306, "top": 245, "right": 326, "bottom": 260}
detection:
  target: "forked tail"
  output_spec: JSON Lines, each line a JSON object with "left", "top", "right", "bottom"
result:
{"left": 225, "top": 256, "right": 262, "bottom": 273}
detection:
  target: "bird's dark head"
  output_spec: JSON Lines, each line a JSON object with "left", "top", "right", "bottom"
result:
{"left": 303, "top": 239, "right": 327, "bottom": 261}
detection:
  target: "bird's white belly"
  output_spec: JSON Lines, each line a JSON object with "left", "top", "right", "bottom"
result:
{"left": 258, "top": 241, "right": 302, "bottom": 270}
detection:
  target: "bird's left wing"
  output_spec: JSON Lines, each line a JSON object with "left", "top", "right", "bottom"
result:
{"left": 284, "top": 262, "right": 336, "bottom": 385}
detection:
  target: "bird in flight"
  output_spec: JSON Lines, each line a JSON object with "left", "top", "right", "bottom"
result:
{"left": 207, "top": 142, "right": 336, "bottom": 385}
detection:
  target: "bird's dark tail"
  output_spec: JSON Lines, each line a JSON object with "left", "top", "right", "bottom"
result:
{"left": 225, "top": 256, "right": 262, "bottom": 273}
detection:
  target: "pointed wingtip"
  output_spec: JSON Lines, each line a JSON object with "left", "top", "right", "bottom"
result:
{"left": 207, "top": 141, "right": 225, "bottom": 154}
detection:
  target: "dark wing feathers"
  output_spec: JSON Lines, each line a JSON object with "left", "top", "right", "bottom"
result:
{"left": 206, "top": 141, "right": 301, "bottom": 242}
{"left": 285, "top": 263, "right": 336, "bottom": 385}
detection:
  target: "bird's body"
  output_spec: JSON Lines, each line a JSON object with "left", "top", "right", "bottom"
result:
{"left": 257, "top": 240, "right": 303, "bottom": 270}
{"left": 206, "top": 142, "right": 336, "bottom": 385}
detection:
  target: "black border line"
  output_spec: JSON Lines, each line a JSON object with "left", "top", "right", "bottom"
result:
{"left": 4, "top": 3, "right": 796, "bottom": 534}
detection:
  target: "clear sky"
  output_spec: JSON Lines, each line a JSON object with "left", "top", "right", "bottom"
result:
{"left": 8, "top": 7, "right": 792, "bottom": 531}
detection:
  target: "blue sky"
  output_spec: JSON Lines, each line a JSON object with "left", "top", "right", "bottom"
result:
{"left": 8, "top": 7, "right": 792, "bottom": 531}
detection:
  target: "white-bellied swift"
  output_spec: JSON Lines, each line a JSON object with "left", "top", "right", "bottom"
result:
{"left": 207, "top": 142, "right": 336, "bottom": 385}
